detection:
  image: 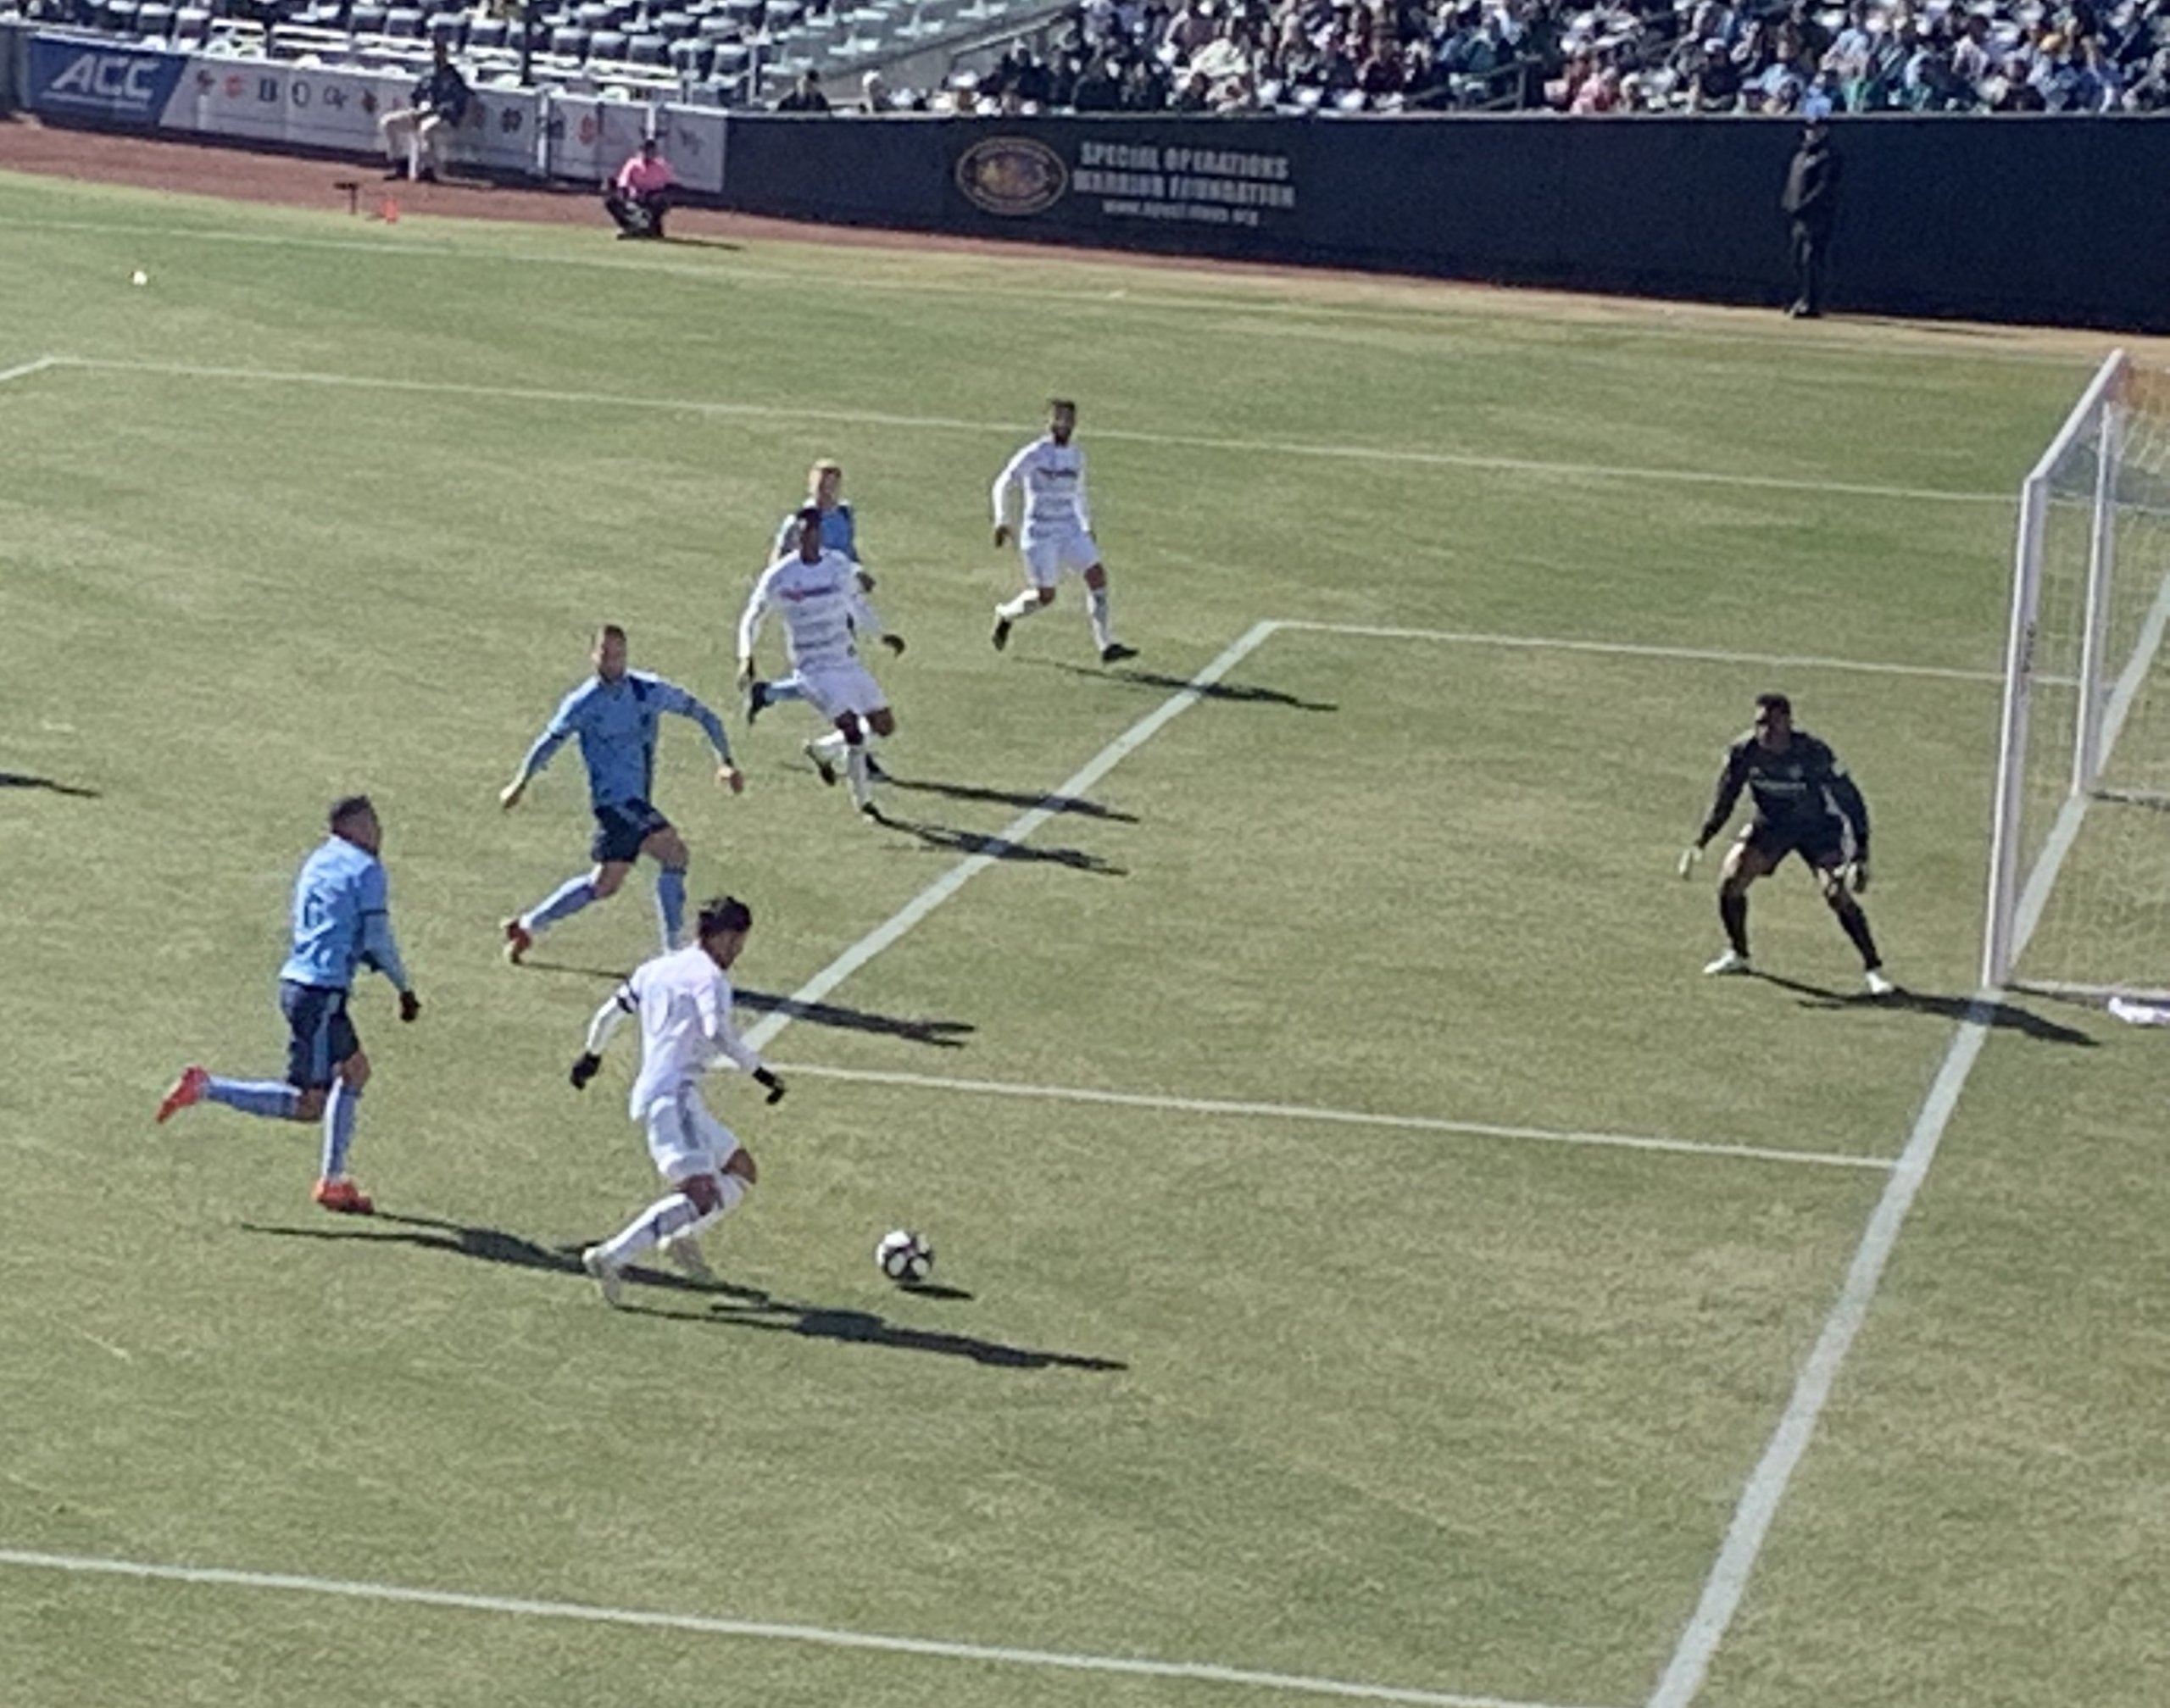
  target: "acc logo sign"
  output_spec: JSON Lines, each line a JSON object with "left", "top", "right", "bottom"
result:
{"left": 47, "top": 52, "right": 164, "bottom": 105}
{"left": 954, "top": 136, "right": 1067, "bottom": 218}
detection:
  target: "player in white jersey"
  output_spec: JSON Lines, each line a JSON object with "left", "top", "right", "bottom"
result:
{"left": 569, "top": 895, "right": 787, "bottom": 1305}
{"left": 989, "top": 398, "right": 1137, "bottom": 666}
{"left": 738, "top": 505, "right": 906, "bottom": 819}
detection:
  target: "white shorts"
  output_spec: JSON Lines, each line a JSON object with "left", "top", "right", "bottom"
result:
{"left": 1021, "top": 529, "right": 1099, "bottom": 589}
{"left": 799, "top": 658, "right": 886, "bottom": 720}
{"left": 641, "top": 1089, "right": 743, "bottom": 1185}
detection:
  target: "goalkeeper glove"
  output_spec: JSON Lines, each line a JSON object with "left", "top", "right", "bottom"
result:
{"left": 880, "top": 633, "right": 906, "bottom": 656}
{"left": 1677, "top": 844, "right": 1702, "bottom": 880}
{"left": 570, "top": 1052, "right": 602, "bottom": 1091}
{"left": 752, "top": 1066, "right": 787, "bottom": 1105}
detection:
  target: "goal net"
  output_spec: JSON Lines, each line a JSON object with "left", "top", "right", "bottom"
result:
{"left": 1984, "top": 350, "right": 2170, "bottom": 999}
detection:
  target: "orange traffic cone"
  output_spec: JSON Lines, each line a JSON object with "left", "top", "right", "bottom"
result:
{"left": 378, "top": 195, "right": 399, "bottom": 224}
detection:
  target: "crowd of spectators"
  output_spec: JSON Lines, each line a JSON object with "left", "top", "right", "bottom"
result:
{"left": 865, "top": 0, "right": 2170, "bottom": 114}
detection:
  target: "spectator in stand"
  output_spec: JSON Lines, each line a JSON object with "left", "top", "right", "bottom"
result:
{"left": 604, "top": 136, "right": 675, "bottom": 241}
{"left": 379, "top": 39, "right": 470, "bottom": 183}
{"left": 858, "top": 71, "right": 894, "bottom": 112}
{"left": 776, "top": 70, "right": 832, "bottom": 111}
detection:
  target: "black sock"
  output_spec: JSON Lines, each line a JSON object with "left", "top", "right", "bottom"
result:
{"left": 1837, "top": 903, "right": 1882, "bottom": 971}
{"left": 1719, "top": 891, "right": 1750, "bottom": 956}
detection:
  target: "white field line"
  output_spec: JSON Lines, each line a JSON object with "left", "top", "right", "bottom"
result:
{"left": 0, "top": 1549, "right": 1600, "bottom": 1708}
{"left": 1276, "top": 620, "right": 2003, "bottom": 685}
{"left": 1645, "top": 1000, "right": 1993, "bottom": 1708}
{"left": 0, "top": 212, "right": 2108, "bottom": 372}
{"left": 0, "top": 354, "right": 58, "bottom": 386}
{"left": 781, "top": 1063, "right": 1895, "bottom": 1173}
{"left": 49, "top": 357, "right": 2010, "bottom": 506}
{"left": 739, "top": 620, "right": 1279, "bottom": 1053}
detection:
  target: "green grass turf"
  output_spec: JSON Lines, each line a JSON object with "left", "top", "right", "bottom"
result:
{"left": 1, "top": 170, "right": 2163, "bottom": 1708}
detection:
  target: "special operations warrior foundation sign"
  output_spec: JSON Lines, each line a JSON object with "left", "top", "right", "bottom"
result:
{"left": 954, "top": 133, "right": 1299, "bottom": 232}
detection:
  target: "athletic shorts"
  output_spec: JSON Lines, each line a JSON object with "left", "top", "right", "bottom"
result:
{"left": 1741, "top": 815, "right": 1849, "bottom": 873}
{"left": 1021, "top": 529, "right": 1099, "bottom": 588}
{"left": 592, "top": 798, "right": 671, "bottom": 865}
{"left": 641, "top": 1088, "right": 743, "bottom": 1184}
{"left": 799, "top": 658, "right": 886, "bottom": 721}
{"left": 281, "top": 981, "right": 359, "bottom": 1089}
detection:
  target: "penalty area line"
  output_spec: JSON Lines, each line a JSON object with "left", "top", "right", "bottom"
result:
{"left": 0, "top": 1548, "right": 1600, "bottom": 1708}
{"left": 739, "top": 620, "right": 1281, "bottom": 1054}
{"left": 780, "top": 1064, "right": 1895, "bottom": 1173}
{"left": 0, "top": 354, "right": 58, "bottom": 387}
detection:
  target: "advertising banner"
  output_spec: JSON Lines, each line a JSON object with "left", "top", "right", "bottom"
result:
{"left": 654, "top": 103, "right": 726, "bottom": 197}
{"left": 26, "top": 33, "right": 189, "bottom": 127}
{"left": 545, "top": 95, "right": 651, "bottom": 188}
{"left": 954, "top": 131, "right": 1301, "bottom": 238}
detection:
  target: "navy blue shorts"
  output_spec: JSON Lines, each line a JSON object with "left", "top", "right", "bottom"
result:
{"left": 1743, "top": 816, "right": 1848, "bottom": 873}
{"left": 592, "top": 798, "right": 671, "bottom": 865}
{"left": 281, "top": 981, "right": 359, "bottom": 1089}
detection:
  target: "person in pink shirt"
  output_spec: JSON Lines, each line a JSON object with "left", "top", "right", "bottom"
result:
{"left": 605, "top": 136, "right": 676, "bottom": 240}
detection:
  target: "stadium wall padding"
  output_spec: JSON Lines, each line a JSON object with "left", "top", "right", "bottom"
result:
{"left": 715, "top": 113, "right": 2170, "bottom": 335}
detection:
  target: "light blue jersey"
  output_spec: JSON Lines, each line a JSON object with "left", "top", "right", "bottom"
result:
{"left": 516, "top": 670, "right": 732, "bottom": 812}
{"left": 280, "top": 835, "right": 409, "bottom": 993}
{"left": 771, "top": 503, "right": 858, "bottom": 565}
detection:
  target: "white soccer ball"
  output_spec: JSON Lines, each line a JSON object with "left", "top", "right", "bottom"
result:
{"left": 876, "top": 1228, "right": 933, "bottom": 1284}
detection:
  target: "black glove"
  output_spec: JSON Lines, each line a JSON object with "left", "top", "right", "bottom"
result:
{"left": 570, "top": 1052, "right": 602, "bottom": 1091}
{"left": 880, "top": 633, "right": 906, "bottom": 657}
{"left": 399, "top": 990, "right": 421, "bottom": 1024}
{"left": 753, "top": 1066, "right": 787, "bottom": 1105}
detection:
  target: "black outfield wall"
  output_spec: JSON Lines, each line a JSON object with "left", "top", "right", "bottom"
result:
{"left": 719, "top": 114, "right": 2170, "bottom": 334}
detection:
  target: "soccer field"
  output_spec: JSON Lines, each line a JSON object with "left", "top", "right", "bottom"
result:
{"left": 1, "top": 171, "right": 2164, "bottom": 1708}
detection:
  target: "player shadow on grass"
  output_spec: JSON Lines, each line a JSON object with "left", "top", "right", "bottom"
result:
{"left": 871, "top": 813, "right": 1126, "bottom": 876}
{"left": 0, "top": 771, "right": 101, "bottom": 798}
{"left": 1027, "top": 659, "right": 1338, "bottom": 714}
{"left": 520, "top": 960, "right": 975, "bottom": 1048}
{"left": 241, "top": 1215, "right": 1125, "bottom": 1371}
{"left": 1751, "top": 971, "right": 2098, "bottom": 1046}
{"left": 880, "top": 775, "right": 1140, "bottom": 823}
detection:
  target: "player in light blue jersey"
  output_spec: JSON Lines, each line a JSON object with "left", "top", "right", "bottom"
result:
{"left": 499, "top": 624, "right": 743, "bottom": 963}
{"left": 156, "top": 795, "right": 420, "bottom": 1216}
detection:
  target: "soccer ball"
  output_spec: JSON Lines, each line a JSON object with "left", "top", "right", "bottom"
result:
{"left": 876, "top": 1228, "right": 934, "bottom": 1284}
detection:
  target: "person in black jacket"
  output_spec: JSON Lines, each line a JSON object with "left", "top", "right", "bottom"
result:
{"left": 1779, "top": 115, "right": 1840, "bottom": 318}
{"left": 380, "top": 40, "right": 471, "bottom": 183}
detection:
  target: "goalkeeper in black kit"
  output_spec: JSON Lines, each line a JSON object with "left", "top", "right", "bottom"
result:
{"left": 1679, "top": 693, "right": 1895, "bottom": 998}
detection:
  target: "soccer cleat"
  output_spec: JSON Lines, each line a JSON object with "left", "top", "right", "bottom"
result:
{"left": 744, "top": 679, "right": 770, "bottom": 726}
{"left": 155, "top": 1065, "right": 210, "bottom": 1125}
{"left": 1702, "top": 949, "right": 1753, "bottom": 976}
{"left": 502, "top": 917, "right": 534, "bottom": 965}
{"left": 581, "top": 1244, "right": 626, "bottom": 1307}
{"left": 659, "top": 1232, "right": 715, "bottom": 1284}
{"left": 1864, "top": 969, "right": 1897, "bottom": 999}
{"left": 312, "top": 1177, "right": 375, "bottom": 1216}
{"left": 803, "top": 741, "right": 837, "bottom": 787}
{"left": 991, "top": 615, "right": 1011, "bottom": 653}
{"left": 1100, "top": 642, "right": 1139, "bottom": 665}
{"left": 860, "top": 802, "right": 885, "bottom": 824}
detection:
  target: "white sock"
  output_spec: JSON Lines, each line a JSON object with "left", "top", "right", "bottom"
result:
{"left": 812, "top": 729, "right": 849, "bottom": 758}
{"left": 408, "top": 136, "right": 421, "bottom": 177}
{"left": 998, "top": 589, "right": 1044, "bottom": 621}
{"left": 598, "top": 1191, "right": 702, "bottom": 1268}
{"left": 670, "top": 1175, "right": 748, "bottom": 1244}
{"left": 846, "top": 743, "right": 872, "bottom": 809}
{"left": 1088, "top": 585, "right": 1113, "bottom": 649}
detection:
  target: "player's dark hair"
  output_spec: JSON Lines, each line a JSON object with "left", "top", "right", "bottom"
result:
{"left": 1755, "top": 693, "right": 1792, "bottom": 718}
{"left": 797, "top": 504, "right": 823, "bottom": 527}
{"left": 328, "top": 793, "right": 374, "bottom": 828}
{"left": 594, "top": 623, "right": 627, "bottom": 648}
{"left": 698, "top": 896, "right": 754, "bottom": 939}
{"left": 1049, "top": 398, "right": 1077, "bottom": 414}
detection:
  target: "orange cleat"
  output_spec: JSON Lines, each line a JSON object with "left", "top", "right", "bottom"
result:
{"left": 502, "top": 917, "right": 533, "bottom": 965}
{"left": 156, "top": 1065, "right": 210, "bottom": 1124}
{"left": 312, "top": 1177, "right": 376, "bottom": 1216}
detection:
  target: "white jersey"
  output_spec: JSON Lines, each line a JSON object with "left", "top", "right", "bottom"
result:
{"left": 607, "top": 945, "right": 764, "bottom": 1119}
{"left": 738, "top": 548, "right": 882, "bottom": 671}
{"left": 992, "top": 436, "right": 1091, "bottom": 538}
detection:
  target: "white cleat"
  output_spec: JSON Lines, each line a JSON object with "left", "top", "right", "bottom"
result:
{"left": 1864, "top": 969, "right": 1896, "bottom": 999}
{"left": 658, "top": 1232, "right": 714, "bottom": 1284}
{"left": 1702, "top": 949, "right": 1754, "bottom": 976}
{"left": 581, "top": 1245, "right": 626, "bottom": 1307}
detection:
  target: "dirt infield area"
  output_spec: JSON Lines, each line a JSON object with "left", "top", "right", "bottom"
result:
{"left": 3, "top": 114, "right": 2161, "bottom": 363}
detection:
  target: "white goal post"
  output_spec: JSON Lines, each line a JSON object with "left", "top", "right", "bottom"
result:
{"left": 1983, "top": 348, "right": 2170, "bottom": 998}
